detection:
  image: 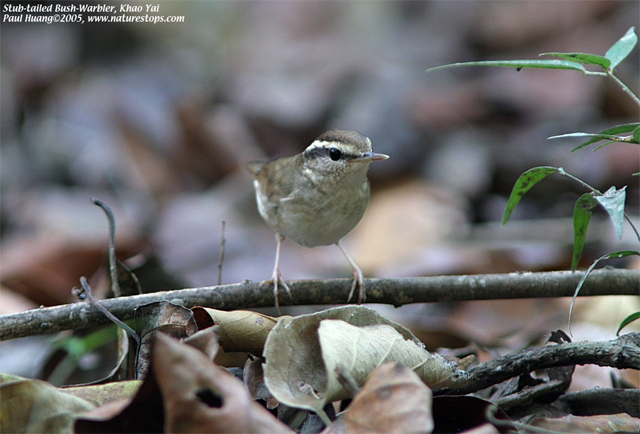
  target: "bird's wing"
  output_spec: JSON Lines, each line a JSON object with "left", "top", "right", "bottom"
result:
{"left": 258, "top": 155, "right": 301, "bottom": 205}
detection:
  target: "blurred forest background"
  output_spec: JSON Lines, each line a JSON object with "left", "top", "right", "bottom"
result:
{"left": 1, "top": 1, "right": 639, "bottom": 383}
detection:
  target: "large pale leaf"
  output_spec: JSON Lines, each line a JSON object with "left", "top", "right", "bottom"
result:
{"left": 604, "top": 27, "right": 638, "bottom": 71}
{"left": 263, "top": 306, "right": 471, "bottom": 425}
{"left": 319, "top": 320, "right": 468, "bottom": 396}
{"left": 594, "top": 186, "right": 627, "bottom": 240}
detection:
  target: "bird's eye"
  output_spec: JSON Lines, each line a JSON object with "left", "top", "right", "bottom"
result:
{"left": 329, "top": 147, "right": 341, "bottom": 161}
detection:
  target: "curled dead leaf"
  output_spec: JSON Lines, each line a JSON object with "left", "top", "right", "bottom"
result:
{"left": 135, "top": 301, "right": 197, "bottom": 379}
{"left": 244, "top": 356, "right": 279, "bottom": 409}
{"left": 192, "top": 307, "right": 284, "bottom": 355}
{"left": 263, "top": 306, "right": 471, "bottom": 424}
{"left": 135, "top": 301, "right": 197, "bottom": 338}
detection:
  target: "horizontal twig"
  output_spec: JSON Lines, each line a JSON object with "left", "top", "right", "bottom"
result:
{"left": 435, "top": 332, "right": 640, "bottom": 396}
{"left": 1, "top": 269, "right": 638, "bottom": 341}
{"left": 558, "top": 388, "right": 640, "bottom": 417}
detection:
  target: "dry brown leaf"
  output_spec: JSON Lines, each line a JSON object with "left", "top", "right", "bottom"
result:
{"left": 446, "top": 299, "right": 564, "bottom": 348}
{"left": 61, "top": 380, "right": 142, "bottom": 408}
{"left": 0, "top": 375, "right": 142, "bottom": 433}
{"left": 529, "top": 413, "right": 640, "bottom": 433}
{"left": 0, "top": 232, "right": 142, "bottom": 307}
{"left": 1, "top": 377, "right": 96, "bottom": 433}
{"left": 135, "top": 301, "right": 197, "bottom": 378}
{"left": 244, "top": 356, "right": 279, "bottom": 409}
{"left": 263, "top": 306, "right": 471, "bottom": 424}
{"left": 184, "top": 325, "right": 222, "bottom": 361}
{"left": 75, "top": 354, "right": 165, "bottom": 433}
{"left": 77, "top": 331, "right": 291, "bottom": 433}
{"left": 1, "top": 237, "right": 112, "bottom": 306}
{"left": 75, "top": 399, "right": 132, "bottom": 423}
{"left": 192, "top": 307, "right": 284, "bottom": 355}
{"left": 136, "top": 301, "right": 198, "bottom": 338}
{"left": 325, "top": 363, "right": 433, "bottom": 434}
{"left": 350, "top": 181, "right": 468, "bottom": 273}
{"left": 153, "top": 333, "right": 292, "bottom": 433}
{"left": 0, "top": 285, "right": 37, "bottom": 315}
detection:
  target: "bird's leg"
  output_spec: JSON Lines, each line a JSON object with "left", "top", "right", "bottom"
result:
{"left": 336, "top": 240, "right": 365, "bottom": 304}
{"left": 269, "top": 233, "right": 292, "bottom": 312}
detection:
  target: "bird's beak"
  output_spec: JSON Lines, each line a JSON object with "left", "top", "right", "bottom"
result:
{"left": 351, "top": 152, "right": 389, "bottom": 163}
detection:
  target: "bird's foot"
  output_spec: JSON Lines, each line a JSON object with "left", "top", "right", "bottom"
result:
{"left": 337, "top": 240, "right": 366, "bottom": 304}
{"left": 267, "top": 269, "right": 292, "bottom": 313}
{"left": 347, "top": 265, "right": 365, "bottom": 304}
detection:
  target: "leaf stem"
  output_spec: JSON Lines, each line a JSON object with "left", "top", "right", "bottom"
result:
{"left": 583, "top": 71, "right": 608, "bottom": 77}
{"left": 607, "top": 71, "right": 640, "bottom": 107}
{"left": 557, "top": 169, "right": 602, "bottom": 195}
{"left": 624, "top": 212, "right": 640, "bottom": 243}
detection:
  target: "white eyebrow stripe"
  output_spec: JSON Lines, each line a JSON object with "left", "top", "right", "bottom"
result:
{"left": 305, "top": 141, "right": 355, "bottom": 153}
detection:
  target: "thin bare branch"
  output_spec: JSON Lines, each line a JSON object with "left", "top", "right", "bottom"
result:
{"left": 435, "top": 332, "right": 640, "bottom": 396}
{"left": 1, "top": 268, "right": 638, "bottom": 341}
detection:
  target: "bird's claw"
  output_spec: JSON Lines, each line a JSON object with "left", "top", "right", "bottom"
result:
{"left": 346, "top": 267, "right": 365, "bottom": 304}
{"left": 269, "top": 269, "right": 292, "bottom": 313}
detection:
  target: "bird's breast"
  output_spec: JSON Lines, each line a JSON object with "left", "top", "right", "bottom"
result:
{"left": 265, "top": 175, "right": 370, "bottom": 247}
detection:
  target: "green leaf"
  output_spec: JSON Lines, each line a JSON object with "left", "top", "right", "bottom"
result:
{"left": 548, "top": 123, "right": 640, "bottom": 151}
{"left": 502, "top": 166, "right": 562, "bottom": 226}
{"left": 572, "top": 193, "right": 598, "bottom": 271}
{"left": 551, "top": 132, "right": 624, "bottom": 142}
{"left": 56, "top": 325, "right": 118, "bottom": 358}
{"left": 594, "top": 186, "right": 627, "bottom": 240}
{"left": 428, "top": 59, "right": 587, "bottom": 73}
{"left": 633, "top": 125, "right": 640, "bottom": 143}
{"left": 541, "top": 52, "right": 611, "bottom": 69}
{"left": 617, "top": 311, "right": 640, "bottom": 336}
{"left": 605, "top": 27, "right": 638, "bottom": 71}
{"left": 568, "top": 249, "right": 640, "bottom": 335}
{"left": 602, "top": 249, "right": 640, "bottom": 260}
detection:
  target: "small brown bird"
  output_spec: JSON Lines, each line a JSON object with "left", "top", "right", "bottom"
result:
{"left": 248, "top": 130, "right": 388, "bottom": 310}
